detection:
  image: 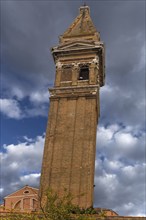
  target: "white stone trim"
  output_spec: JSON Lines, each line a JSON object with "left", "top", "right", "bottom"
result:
{"left": 5, "top": 194, "right": 38, "bottom": 199}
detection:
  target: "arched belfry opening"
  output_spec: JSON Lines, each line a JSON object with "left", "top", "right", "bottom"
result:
{"left": 39, "top": 5, "right": 105, "bottom": 209}
{"left": 79, "top": 65, "right": 89, "bottom": 80}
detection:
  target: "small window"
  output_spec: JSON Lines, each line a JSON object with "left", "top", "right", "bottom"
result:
{"left": 79, "top": 66, "right": 89, "bottom": 80}
{"left": 24, "top": 190, "right": 29, "bottom": 194}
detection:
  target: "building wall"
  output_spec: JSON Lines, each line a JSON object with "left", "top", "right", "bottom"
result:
{"left": 4, "top": 186, "right": 38, "bottom": 212}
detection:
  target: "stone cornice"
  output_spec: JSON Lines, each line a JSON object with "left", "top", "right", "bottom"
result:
{"left": 49, "top": 85, "right": 99, "bottom": 99}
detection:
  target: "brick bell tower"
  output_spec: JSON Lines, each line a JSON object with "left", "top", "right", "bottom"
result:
{"left": 39, "top": 5, "right": 105, "bottom": 208}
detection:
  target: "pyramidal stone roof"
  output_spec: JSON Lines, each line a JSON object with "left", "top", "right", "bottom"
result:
{"left": 60, "top": 6, "right": 100, "bottom": 44}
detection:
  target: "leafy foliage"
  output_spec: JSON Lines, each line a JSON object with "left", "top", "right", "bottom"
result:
{"left": 39, "top": 188, "right": 100, "bottom": 219}
{"left": 40, "top": 188, "right": 76, "bottom": 220}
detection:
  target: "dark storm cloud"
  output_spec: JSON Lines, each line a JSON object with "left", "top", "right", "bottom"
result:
{"left": 1, "top": 1, "right": 53, "bottom": 98}
{"left": 1, "top": 1, "right": 82, "bottom": 92}
{"left": 1, "top": 1, "right": 145, "bottom": 123}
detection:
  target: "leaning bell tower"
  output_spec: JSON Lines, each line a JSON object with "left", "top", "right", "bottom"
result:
{"left": 39, "top": 5, "right": 105, "bottom": 208}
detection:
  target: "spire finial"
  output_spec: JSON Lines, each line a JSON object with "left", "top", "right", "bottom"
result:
{"left": 80, "top": 4, "right": 90, "bottom": 15}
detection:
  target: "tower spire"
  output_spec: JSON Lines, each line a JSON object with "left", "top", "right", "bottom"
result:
{"left": 59, "top": 5, "right": 100, "bottom": 44}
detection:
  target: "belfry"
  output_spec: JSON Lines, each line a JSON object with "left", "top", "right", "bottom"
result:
{"left": 40, "top": 5, "right": 105, "bottom": 208}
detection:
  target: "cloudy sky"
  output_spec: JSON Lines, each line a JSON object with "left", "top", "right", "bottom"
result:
{"left": 0, "top": 0, "right": 145, "bottom": 216}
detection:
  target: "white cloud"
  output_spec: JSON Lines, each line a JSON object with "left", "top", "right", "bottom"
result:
{"left": 23, "top": 136, "right": 33, "bottom": 142}
{"left": 1, "top": 134, "right": 45, "bottom": 198}
{"left": 104, "top": 159, "right": 124, "bottom": 171}
{"left": 95, "top": 160, "right": 146, "bottom": 216}
{"left": 29, "top": 90, "right": 49, "bottom": 103}
{"left": 115, "top": 132, "right": 138, "bottom": 148}
{"left": 9, "top": 162, "right": 19, "bottom": 170}
{"left": 123, "top": 202, "right": 135, "bottom": 212}
{"left": 0, "top": 188, "right": 4, "bottom": 193}
{"left": 0, "top": 99, "right": 22, "bottom": 119}
{"left": 96, "top": 124, "right": 145, "bottom": 162}
{"left": 95, "top": 124, "right": 146, "bottom": 216}
{"left": 0, "top": 97, "right": 49, "bottom": 119}
{"left": 11, "top": 87, "right": 25, "bottom": 100}
{"left": 96, "top": 125, "right": 114, "bottom": 148}
{"left": 20, "top": 173, "right": 41, "bottom": 186}
{"left": 100, "top": 84, "right": 113, "bottom": 95}
{"left": 20, "top": 173, "right": 40, "bottom": 181}
{"left": 4, "top": 135, "right": 44, "bottom": 169}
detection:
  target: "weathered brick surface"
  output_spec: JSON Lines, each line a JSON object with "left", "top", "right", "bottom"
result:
{"left": 40, "top": 95, "right": 99, "bottom": 207}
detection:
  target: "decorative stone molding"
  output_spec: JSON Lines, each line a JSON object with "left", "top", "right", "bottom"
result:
{"left": 92, "top": 55, "right": 99, "bottom": 68}
{"left": 55, "top": 61, "right": 63, "bottom": 69}
{"left": 72, "top": 62, "right": 79, "bottom": 69}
